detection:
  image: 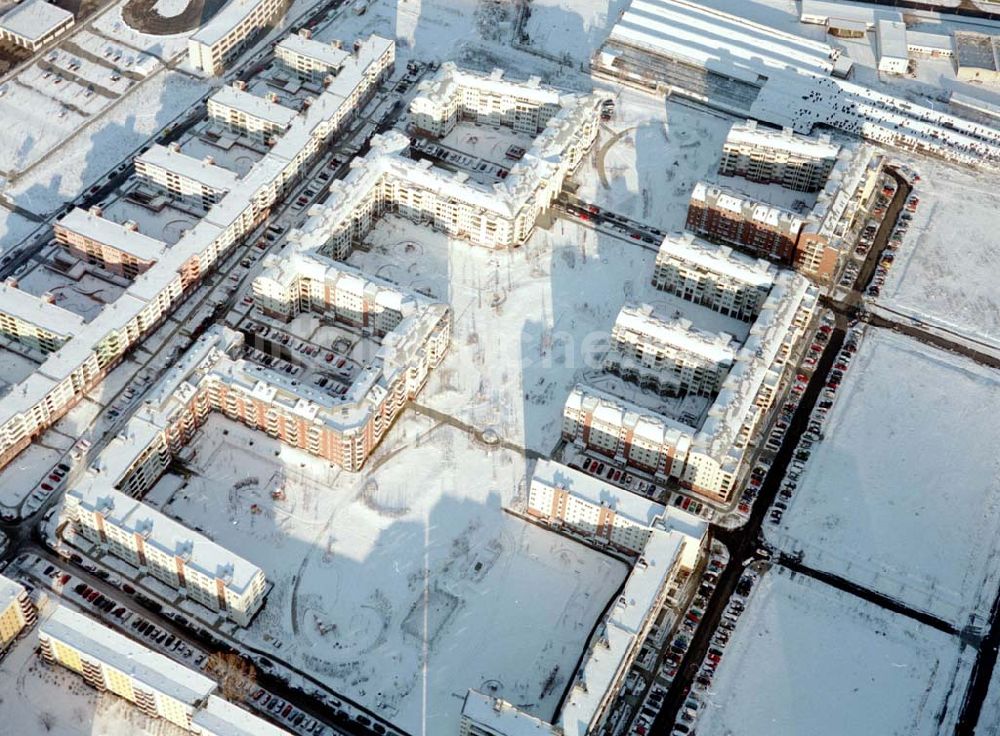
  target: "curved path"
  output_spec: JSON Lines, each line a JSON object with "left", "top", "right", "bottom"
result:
{"left": 122, "top": 0, "right": 230, "bottom": 35}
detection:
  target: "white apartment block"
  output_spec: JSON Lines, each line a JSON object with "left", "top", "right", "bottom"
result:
{"left": 207, "top": 83, "right": 298, "bottom": 142}
{"left": 275, "top": 29, "right": 350, "bottom": 81}
{"left": 188, "top": 0, "right": 286, "bottom": 76}
{"left": 460, "top": 691, "right": 560, "bottom": 736}
{"left": 719, "top": 120, "right": 841, "bottom": 193}
{"left": 55, "top": 206, "right": 168, "bottom": 278}
{"left": 135, "top": 144, "right": 239, "bottom": 209}
{"left": 409, "top": 62, "right": 564, "bottom": 137}
{"left": 605, "top": 304, "right": 738, "bottom": 397}
{"left": 566, "top": 270, "right": 817, "bottom": 505}
{"left": 39, "top": 606, "right": 216, "bottom": 730}
{"left": 291, "top": 71, "right": 604, "bottom": 253}
{"left": 652, "top": 232, "right": 777, "bottom": 322}
{"left": 0, "top": 0, "right": 74, "bottom": 52}
{"left": 0, "top": 282, "right": 84, "bottom": 354}
{"left": 0, "top": 34, "right": 393, "bottom": 474}
{"left": 193, "top": 695, "right": 291, "bottom": 735}
{"left": 65, "top": 485, "right": 267, "bottom": 626}
{"left": 0, "top": 575, "right": 35, "bottom": 649}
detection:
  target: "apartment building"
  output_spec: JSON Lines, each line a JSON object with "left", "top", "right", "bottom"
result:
{"left": 0, "top": 0, "right": 74, "bottom": 52}
{"left": 136, "top": 144, "right": 239, "bottom": 210}
{"left": 719, "top": 120, "right": 840, "bottom": 193}
{"left": 460, "top": 691, "right": 559, "bottom": 736}
{"left": 0, "top": 575, "right": 35, "bottom": 649}
{"left": 527, "top": 458, "right": 667, "bottom": 553}
{"left": 207, "top": 83, "right": 298, "bottom": 142}
{"left": 39, "top": 606, "right": 216, "bottom": 730}
{"left": 652, "top": 232, "right": 777, "bottom": 322}
{"left": 188, "top": 0, "right": 286, "bottom": 75}
{"left": 566, "top": 269, "right": 817, "bottom": 505}
{"left": 0, "top": 34, "right": 393, "bottom": 474}
{"left": 65, "top": 485, "right": 267, "bottom": 626}
{"left": 275, "top": 29, "right": 350, "bottom": 82}
{"left": 55, "top": 206, "right": 166, "bottom": 278}
{"left": 605, "top": 304, "right": 738, "bottom": 397}
{"left": 193, "top": 695, "right": 291, "bottom": 735}
{"left": 0, "top": 282, "right": 84, "bottom": 354}
{"left": 410, "top": 62, "right": 564, "bottom": 137}
{"left": 686, "top": 181, "right": 805, "bottom": 263}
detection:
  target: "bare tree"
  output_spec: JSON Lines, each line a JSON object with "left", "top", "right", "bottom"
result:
{"left": 204, "top": 652, "right": 258, "bottom": 702}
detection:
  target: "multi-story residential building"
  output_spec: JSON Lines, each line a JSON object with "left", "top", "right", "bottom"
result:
{"left": 0, "top": 575, "right": 35, "bottom": 649}
{"left": 460, "top": 690, "right": 559, "bottom": 736}
{"left": 652, "top": 232, "right": 777, "bottom": 322}
{"left": 0, "top": 0, "right": 74, "bottom": 52}
{"left": 39, "top": 605, "right": 217, "bottom": 730}
{"left": 55, "top": 207, "right": 167, "bottom": 278}
{"left": 566, "top": 269, "right": 817, "bottom": 505}
{"left": 0, "top": 282, "right": 84, "bottom": 354}
{"left": 275, "top": 29, "right": 350, "bottom": 82}
{"left": 527, "top": 458, "right": 669, "bottom": 554}
{"left": 0, "top": 34, "right": 393, "bottom": 475}
{"left": 65, "top": 485, "right": 267, "bottom": 626}
{"left": 193, "top": 695, "right": 290, "bottom": 735}
{"left": 188, "top": 0, "right": 286, "bottom": 75}
{"left": 718, "top": 120, "right": 840, "bottom": 193}
{"left": 207, "top": 83, "right": 299, "bottom": 142}
{"left": 409, "top": 62, "right": 564, "bottom": 137}
{"left": 135, "top": 144, "right": 239, "bottom": 210}
{"left": 605, "top": 304, "right": 738, "bottom": 397}
{"left": 686, "top": 181, "right": 806, "bottom": 263}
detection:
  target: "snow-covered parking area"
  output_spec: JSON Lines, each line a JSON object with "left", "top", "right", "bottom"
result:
{"left": 151, "top": 413, "right": 627, "bottom": 734}
{"left": 767, "top": 329, "right": 1000, "bottom": 625}
{"left": 696, "top": 567, "right": 973, "bottom": 736}
{"left": 875, "top": 157, "right": 1000, "bottom": 352}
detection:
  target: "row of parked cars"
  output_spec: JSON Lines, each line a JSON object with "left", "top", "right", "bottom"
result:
{"left": 669, "top": 568, "right": 761, "bottom": 735}
{"left": 867, "top": 193, "right": 919, "bottom": 298}
{"left": 252, "top": 689, "right": 328, "bottom": 734}
{"left": 577, "top": 455, "right": 660, "bottom": 498}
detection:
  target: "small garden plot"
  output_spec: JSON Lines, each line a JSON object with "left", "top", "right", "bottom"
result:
{"left": 768, "top": 329, "right": 1000, "bottom": 625}
{"left": 696, "top": 567, "right": 973, "bottom": 736}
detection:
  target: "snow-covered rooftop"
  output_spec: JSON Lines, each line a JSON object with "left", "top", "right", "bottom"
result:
{"left": 275, "top": 33, "right": 350, "bottom": 69}
{"left": 0, "top": 0, "right": 73, "bottom": 43}
{"left": 0, "top": 574, "right": 25, "bottom": 610}
{"left": 137, "top": 144, "right": 240, "bottom": 192}
{"left": 656, "top": 232, "right": 777, "bottom": 288}
{"left": 877, "top": 19, "right": 909, "bottom": 62}
{"left": 461, "top": 690, "right": 559, "bottom": 736}
{"left": 208, "top": 85, "right": 298, "bottom": 128}
{"left": 0, "top": 283, "right": 85, "bottom": 336}
{"left": 59, "top": 207, "right": 168, "bottom": 264}
{"left": 41, "top": 605, "right": 216, "bottom": 705}
{"left": 725, "top": 120, "right": 840, "bottom": 161}
{"left": 192, "top": 695, "right": 290, "bottom": 736}
{"left": 614, "top": 303, "right": 739, "bottom": 366}
{"left": 190, "top": 0, "right": 276, "bottom": 47}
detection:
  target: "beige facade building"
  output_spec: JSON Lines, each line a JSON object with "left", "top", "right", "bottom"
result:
{"left": 275, "top": 29, "right": 350, "bottom": 82}
{"left": 207, "top": 83, "right": 298, "bottom": 143}
{"left": 0, "top": 282, "right": 85, "bottom": 355}
{"left": 0, "top": 0, "right": 74, "bottom": 52}
{"left": 0, "top": 575, "right": 35, "bottom": 649}
{"left": 719, "top": 120, "right": 841, "bottom": 193}
{"left": 55, "top": 206, "right": 166, "bottom": 278}
{"left": 188, "top": 0, "right": 286, "bottom": 76}
{"left": 135, "top": 144, "right": 239, "bottom": 210}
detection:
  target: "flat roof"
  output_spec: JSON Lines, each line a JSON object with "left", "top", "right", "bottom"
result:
{"left": 656, "top": 231, "right": 777, "bottom": 288}
{"left": 0, "top": 283, "right": 85, "bottom": 335}
{"left": 0, "top": 574, "right": 24, "bottom": 610}
{"left": 192, "top": 695, "right": 290, "bottom": 736}
{"left": 614, "top": 303, "right": 738, "bottom": 365}
{"left": 461, "top": 690, "right": 558, "bottom": 735}
{"left": 138, "top": 144, "right": 240, "bottom": 192}
{"left": 276, "top": 33, "right": 349, "bottom": 69}
{"left": 58, "top": 207, "right": 167, "bottom": 263}
{"left": 208, "top": 85, "right": 298, "bottom": 128}
{"left": 877, "top": 19, "right": 909, "bottom": 62}
{"left": 0, "top": 0, "right": 73, "bottom": 42}
{"left": 191, "top": 0, "right": 277, "bottom": 47}
{"left": 41, "top": 605, "right": 215, "bottom": 705}
{"left": 68, "top": 486, "right": 263, "bottom": 594}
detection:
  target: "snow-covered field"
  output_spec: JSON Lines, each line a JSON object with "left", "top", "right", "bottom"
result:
{"left": 347, "top": 214, "right": 744, "bottom": 455}
{"left": 571, "top": 90, "right": 732, "bottom": 231}
{"left": 768, "top": 329, "right": 1000, "bottom": 625}
{"left": 0, "top": 625, "right": 187, "bottom": 736}
{"left": 697, "top": 566, "right": 973, "bottom": 736}
{"left": 522, "top": 0, "right": 628, "bottom": 62}
{"left": 152, "top": 414, "right": 627, "bottom": 734}
{"left": 875, "top": 157, "right": 1000, "bottom": 352}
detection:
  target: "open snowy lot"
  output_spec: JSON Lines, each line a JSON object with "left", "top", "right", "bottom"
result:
{"left": 347, "top": 214, "right": 745, "bottom": 455}
{"left": 570, "top": 90, "right": 732, "bottom": 231}
{"left": 875, "top": 157, "right": 1000, "bottom": 352}
{"left": 697, "top": 566, "right": 973, "bottom": 736}
{"left": 521, "top": 0, "right": 628, "bottom": 63}
{"left": 0, "top": 624, "right": 187, "bottom": 736}
{"left": 152, "top": 414, "right": 627, "bottom": 734}
{"left": 768, "top": 329, "right": 1000, "bottom": 625}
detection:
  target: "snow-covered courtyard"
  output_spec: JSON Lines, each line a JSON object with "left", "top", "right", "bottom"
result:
{"left": 696, "top": 566, "right": 974, "bottom": 736}
{"left": 150, "top": 413, "right": 627, "bottom": 735}
{"left": 767, "top": 328, "right": 1000, "bottom": 625}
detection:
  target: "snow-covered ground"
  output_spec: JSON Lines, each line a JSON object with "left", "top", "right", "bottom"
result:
{"left": 347, "top": 214, "right": 745, "bottom": 455}
{"left": 521, "top": 0, "right": 628, "bottom": 63}
{"left": 151, "top": 413, "right": 627, "bottom": 735}
{"left": 0, "top": 623, "right": 188, "bottom": 736}
{"left": 91, "top": 3, "right": 196, "bottom": 61}
{"left": 768, "top": 329, "right": 1000, "bottom": 625}
{"left": 874, "top": 157, "right": 1000, "bottom": 351}
{"left": 571, "top": 89, "right": 732, "bottom": 231}
{"left": 697, "top": 566, "right": 974, "bottom": 736}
